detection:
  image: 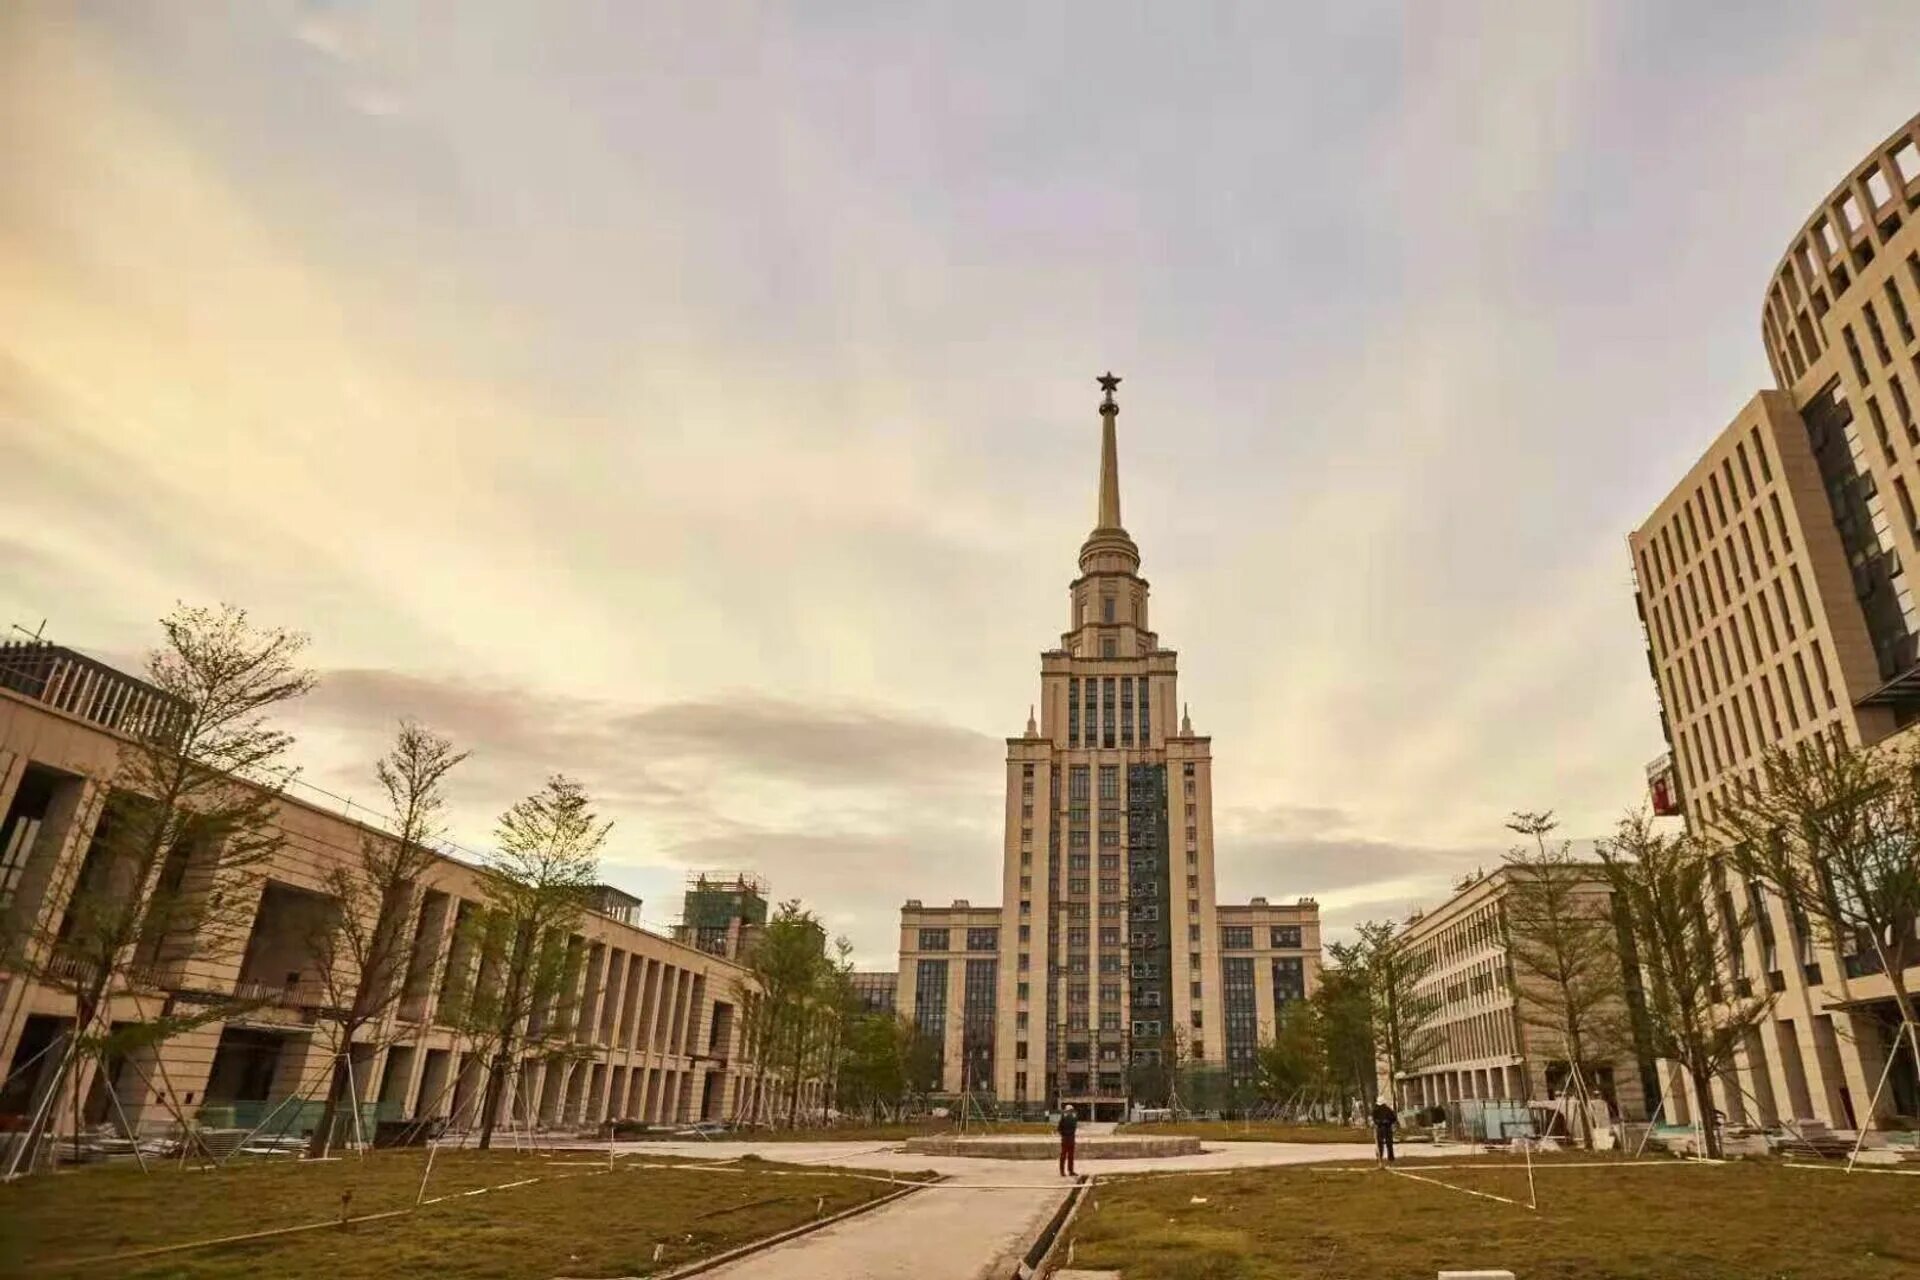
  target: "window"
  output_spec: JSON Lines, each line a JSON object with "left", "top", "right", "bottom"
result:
{"left": 1272, "top": 957, "right": 1306, "bottom": 1005}
{"left": 1102, "top": 595, "right": 1115, "bottom": 623}
{"left": 1100, "top": 983, "right": 1121, "bottom": 1004}
{"left": 1886, "top": 278, "right": 1916, "bottom": 344}
{"left": 967, "top": 927, "right": 999, "bottom": 952}
{"left": 1069, "top": 766, "right": 1090, "bottom": 801}
{"left": 1221, "top": 925, "right": 1254, "bottom": 950}
{"left": 917, "top": 929, "right": 950, "bottom": 952}
{"left": 1018, "top": 925, "right": 1030, "bottom": 943}
{"left": 1099, "top": 877, "right": 1119, "bottom": 897}
{"left": 1843, "top": 325, "right": 1870, "bottom": 382}
{"left": 1865, "top": 300, "right": 1894, "bottom": 365}
{"left": 1270, "top": 925, "right": 1302, "bottom": 949}
{"left": 1098, "top": 764, "right": 1118, "bottom": 800}
{"left": 914, "top": 959, "right": 948, "bottom": 1048}
{"left": 1100, "top": 636, "right": 1117, "bottom": 658}
{"left": 1099, "top": 927, "right": 1120, "bottom": 945}
{"left": 1070, "top": 877, "right": 1089, "bottom": 895}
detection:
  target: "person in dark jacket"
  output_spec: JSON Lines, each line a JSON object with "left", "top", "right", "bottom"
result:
{"left": 1371, "top": 1097, "right": 1399, "bottom": 1166}
{"left": 1057, "top": 1104, "right": 1078, "bottom": 1177}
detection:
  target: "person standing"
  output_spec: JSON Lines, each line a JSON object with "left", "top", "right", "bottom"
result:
{"left": 1371, "top": 1096, "right": 1399, "bottom": 1166}
{"left": 1057, "top": 1104, "right": 1078, "bottom": 1177}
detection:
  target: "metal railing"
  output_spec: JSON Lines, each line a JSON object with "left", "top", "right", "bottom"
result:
{"left": 0, "top": 641, "right": 186, "bottom": 740}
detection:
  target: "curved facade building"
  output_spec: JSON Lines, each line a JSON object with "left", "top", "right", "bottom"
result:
{"left": 1629, "top": 113, "right": 1920, "bottom": 1134}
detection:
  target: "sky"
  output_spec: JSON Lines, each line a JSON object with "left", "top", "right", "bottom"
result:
{"left": 6, "top": 3, "right": 1920, "bottom": 966}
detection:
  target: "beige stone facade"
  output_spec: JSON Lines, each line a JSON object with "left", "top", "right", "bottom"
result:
{"left": 1626, "top": 112, "right": 1920, "bottom": 1132}
{"left": 1390, "top": 869, "right": 1651, "bottom": 1125}
{"left": 0, "top": 654, "right": 810, "bottom": 1143}
{"left": 896, "top": 378, "right": 1320, "bottom": 1119}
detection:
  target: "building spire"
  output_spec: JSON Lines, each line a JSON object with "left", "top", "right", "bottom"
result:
{"left": 1077, "top": 371, "right": 1141, "bottom": 574}
{"left": 1096, "top": 372, "right": 1123, "bottom": 531}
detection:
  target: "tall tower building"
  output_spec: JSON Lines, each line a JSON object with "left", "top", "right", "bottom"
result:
{"left": 898, "top": 376, "right": 1320, "bottom": 1120}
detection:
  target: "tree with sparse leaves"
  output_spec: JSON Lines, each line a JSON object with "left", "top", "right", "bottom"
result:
{"left": 0, "top": 604, "right": 312, "bottom": 1174}
{"left": 1501, "top": 810, "right": 1624, "bottom": 1147}
{"left": 303, "top": 721, "right": 467, "bottom": 1157}
{"left": 1596, "top": 812, "right": 1776, "bottom": 1159}
{"left": 464, "top": 775, "right": 608, "bottom": 1150}
{"left": 735, "top": 901, "right": 834, "bottom": 1127}
{"left": 1334, "top": 919, "right": 1441, "bottom": 1105}
{"left": 1714, "top": 739, "right": 1920, "bottom": 1100}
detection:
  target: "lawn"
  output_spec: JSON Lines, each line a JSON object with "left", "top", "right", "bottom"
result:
{"left": 1066, "top": 1157, "right": 1920, "bottom": 1279}
{"left": 1116, "top": 1120, "right": 1376, "bottom": 1144}
{"left": 0, "top": 1148, "right": 924, "bottom": 1278}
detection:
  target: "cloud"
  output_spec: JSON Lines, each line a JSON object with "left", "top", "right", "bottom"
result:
{"left": 281, "top": 669, "right": 1003, "bottom": 965}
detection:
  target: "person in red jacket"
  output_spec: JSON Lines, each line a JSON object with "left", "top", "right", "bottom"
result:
{"left": 1057, "top": 1104, "right": 1079, "bottom": 1177}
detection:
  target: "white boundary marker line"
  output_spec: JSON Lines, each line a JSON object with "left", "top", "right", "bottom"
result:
{"left": 1785, "top": 1161, "right": 1920, "bottom": 1177}
{"left": 1386, "top": 1165, "right": 1531, "bottom": 1210}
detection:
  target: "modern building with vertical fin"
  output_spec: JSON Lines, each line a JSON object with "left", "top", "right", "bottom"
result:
{"left": 898, "top": 376, "right": 1320, "bottom": 1119}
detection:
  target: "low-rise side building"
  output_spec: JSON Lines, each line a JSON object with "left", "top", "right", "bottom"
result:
{"left": 1391, "top": 869, "right": 1654, "bottom": 1126}
{"left": 0, "top": 644, "right": 812, "bottom": 1144}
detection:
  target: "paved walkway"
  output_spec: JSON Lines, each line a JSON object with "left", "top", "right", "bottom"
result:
{"left": 695, "top": 1165, "right": 1066, "bottom": 1280}
{"left": 600, "top": 1130, "right": 1460, "bottom": 1278}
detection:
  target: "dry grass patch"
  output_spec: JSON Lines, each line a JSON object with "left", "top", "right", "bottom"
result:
{"left": 1069, "top": 1159, "right": 1920, "bottom": 1279}
{"left": 0, "top": 1148, "right": 922, "bottom": 1278}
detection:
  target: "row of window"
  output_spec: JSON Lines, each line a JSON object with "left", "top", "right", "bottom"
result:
{"left": 1765, "top": 141, "right": 1919, "bottom": 386}
{"left": 913, "top": 926, "right": 1000, "bottom": 953}
{"left": 1067, "top": 677, "right": 1151, "bottom": 749}
{"left": 1637, "top": 423, "right": 1777, "bottom": 599}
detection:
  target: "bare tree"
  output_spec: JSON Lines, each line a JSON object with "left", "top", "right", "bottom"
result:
{"left": 1333, "top": 919, "right": 1441, "bottom": 1105}
{"left": 1596, "top": 812, "right": 1776, "bottom": 1158}
{"left": 1714, "top": 740, "right": 1920, "bottom": 1098}
{"left": 469, "top": 775, "right": 608, "bottom": 1150}
{"left": 1502, "top": 810, "right": 1624, "bottom": 1146}
{"left": 1, "top": 604, "right": 311, "bottom": 1173}
{"left": 304, "top": 721, "right": 467, "bottom": 1156}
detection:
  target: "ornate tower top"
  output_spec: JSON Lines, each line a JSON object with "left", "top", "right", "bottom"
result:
{"left": 1079, "top": 370, "right": 1141, "bottom": 574}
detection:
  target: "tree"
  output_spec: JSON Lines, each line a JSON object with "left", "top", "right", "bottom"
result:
{"left": 1332, "top": 919, "right": 1441, "bottom": 1106}
{"left": 1257, "top": 998, "right": 1327, "bottom": 1101}
{"left": 735, "top": 901, "right": 831, "bottom": 1127}
{"left": 468, "top": 775, "right": 608, "bottom": 1150}
{"left": 1314, "top": 964, "right": 1376, "bottom": 1115}
{"left": 0, "top": 604, "right": 312, "bottom": 1173}
{"left": 814, "top": 939, "right": 857, "bottom": 1123}
{"left": 1596, "top": 812, "right": 1776, "bottom": 1158}
{"left": 837, "top": 1014, "right": 911, "bottom": 1121}
{"left": 1502, "top": 810, "right": 1624, "bottom": 1147}
{"left": 1714, "top": 739, "right": 1920, "bottom": 1097}
{"left": 304, "top": 721, "right": 467, "bottom": 1156}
